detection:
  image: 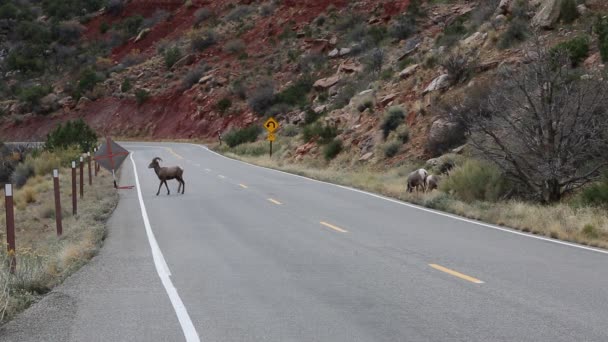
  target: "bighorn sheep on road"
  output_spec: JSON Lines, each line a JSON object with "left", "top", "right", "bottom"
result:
{"left": 148, "top": 157, "right": 185, "bottom": 196}
{"left": 407, "top": 168, "right": 428, "bottom": 193}
{"left": 425, "top": 174, "right": 440, "bottom": 192}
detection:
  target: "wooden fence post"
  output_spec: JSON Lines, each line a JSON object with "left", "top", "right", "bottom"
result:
{"left": 53, "top": 169, "right": 63, "bottom": 236}
{"left": 4, "top": 184, "right": 16, "bottom": 274}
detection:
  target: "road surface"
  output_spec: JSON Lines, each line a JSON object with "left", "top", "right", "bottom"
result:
{"left": 2, "top": 142, "right": 608, "bottom": 342}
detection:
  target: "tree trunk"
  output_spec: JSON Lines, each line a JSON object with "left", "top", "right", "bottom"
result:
{"left": 543, "top": 178, "right": 561, "bottom": 203}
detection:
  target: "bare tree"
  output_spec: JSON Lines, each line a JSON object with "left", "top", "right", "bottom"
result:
{"left": 452, "top": 43, "right": 608, "bottom": 202}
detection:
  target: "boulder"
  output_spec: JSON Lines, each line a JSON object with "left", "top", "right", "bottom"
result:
{"left": 171, "top": 54, "right": 196, "bottom": 69}
{"left": 399, "top": 64, "right": 419, "bottom": 79}
{"left": 461, "top": 32, "right": 487, "bottom": 50}
{"left": 76, "top": 97, "right": 92, "bottom": 111}
{"left": 134, "top": 28, "right": 151, "bottom": 43}
{"left": 39, "top": 93, "right": 59, "bottom": 113}
{"left": 309, "top": 39, "right": 329, "bottom": 54}
{"left": 398, "top": 36, "right": 422, "bottom": 60}
{"left": 339, "top": 61, "right": 363, "bottom": 73}
{"left": 427, "top": 118, "right": 464, "bottom": 154}
{"left": 313, "top": 105, "right": 327, "bottom": 114}
{"left": 359, "top": 152, "right": 374, "bottom": 162}
{"left": 339, "top": 47, "right": 351, "bottom": 57}
{"left": 576, "top": 4, "right": 587, "bottom": 16}
{"left": 495, "top": 0, "right": 514, "bottom": 15}
{"left": 328, "top": 48, "right": 339, "bottom": 58}
{"left": 531, "top": 0, "right": 561, "bottom": 29}
{"left": 198, "top": 75, "right": 213, "bottom": 84}
{"left": 313, "top": 75, "right": 340, "bottom": 90}
{"left": 423, "top": 74, "right": 450, "bottom": 94}
{"left": 380, "top": 93, "right": 397, "bottom": 106}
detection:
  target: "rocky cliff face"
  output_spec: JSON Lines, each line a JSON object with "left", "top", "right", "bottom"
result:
{"left": 0, "top": 0, "right": 605, "bottom": 163}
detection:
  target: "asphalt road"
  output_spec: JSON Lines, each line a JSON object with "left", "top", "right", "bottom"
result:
{"left": 2, "top": 142, "right": 608, "bottom": 342}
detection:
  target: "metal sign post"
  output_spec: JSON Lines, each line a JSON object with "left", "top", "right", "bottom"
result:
{"left": 4, "top": 184, "right": 16, "bottom": 274}
{"left": 72, "top": 161, "right": 77, "bottom": 215}
{"left": 53, "top": 169, "right": 63, "bottom": 236}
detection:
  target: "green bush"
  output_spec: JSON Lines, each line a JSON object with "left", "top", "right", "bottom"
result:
{"left": 224, "top": 39, "right": 246, "bottom": 54}
{"left": 323, "top": 139, "right": 343, "bottom": 160}
{"left": 7, "top": 48, "right": 45, "bottom": 74}
{"left": 42, "top": 0, "right": 105, "bottom": 20}
{"left": 383, "top": 141, "right": 401, "bottom": 158}
{"left": 498, "top": 19, "right": 528, "bottom": 49}
{"left": 274, "top": 77, "right": 313, "bottom": 107}
{"left": 579, "top": 176, "right": 608, "bottom": 207}
{"left": 135, "top": 89, "right": 150, "bottom": 105}
{"left": 248, "top": 82, "right": 275, "bottom": 115}
{"left": 390, "top": 14, "right": 416, "bottom": 40}
{"left": 441, "top": 159, "right": 507, "bottom": 203}
{"left": 551, "top": 36, "right": 589, "bottom": 67}
{"left": 11, "top": 161, "right": 34, "bottom": 188}
{"left": 595, "top": 16, "right": 608, "bottom": 63}
{"left": 164, "top": 47, "right": 182, "bottom": 69}
{"left": 191, "top": 31, "right": 217, "bottom": 52}
{"left": 78, "top": 68, "right": 101, "bottom": 94}
{"left": 381, "top": 106, "right": 406, "bottom": 139}
{"left": 115, "top": 15, "right": 143, "bottom": 36}
{"left": 18, "top": 85, "right": 52, "bottom": 108}
{"left": 216, "top": 98, "right": 232, "bottom": 114}
{"left": 395, "top": 124, "right": 409, "bottom": 143}
{"left": 0, "top": 3, "right": 19, "bottom": 19}
{"left": 559, "top": 0, "right": 578, "bottom": 24}
{"left": 224, "top": 125, "right": 261, "bottom": 148}
{"left": 121, "top": 78, "right": 132, "bottom": 92}
{"left": 45, "top": 119, "right": 98, "bottom": 152}
{"left": 302, "top": 123, "right": 337, "bottom": 144}
{"left": 100, "top": 22, "right": 110, "bottom": 34}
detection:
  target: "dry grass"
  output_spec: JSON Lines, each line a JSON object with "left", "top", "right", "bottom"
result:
{"left": 0, "top": 166, "right": 118, "bottom": 322}
{"left": 216, "top": 141, "right": 608, "bottom": 250}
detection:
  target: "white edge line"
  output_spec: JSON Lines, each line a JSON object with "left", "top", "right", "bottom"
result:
{"left": 130, "top": 153, "right": 201, "bottom": 342}
{"left": 191, "top": 144, "right": 608, "bottom": 256}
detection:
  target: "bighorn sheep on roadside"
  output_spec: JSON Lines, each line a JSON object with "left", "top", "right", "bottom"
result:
{"left": 425, "top": 174, "right": 440, "bottom": 192}
{"left": 407, "top": 168, "right": 428, "bottom": 193}
{"left": 148, "top": 157, "right": 185, "bottom": 196}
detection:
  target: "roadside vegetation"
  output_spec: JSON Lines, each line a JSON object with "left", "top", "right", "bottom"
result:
{"left": 0, "top": 121, "right": 118, "bottom": 322}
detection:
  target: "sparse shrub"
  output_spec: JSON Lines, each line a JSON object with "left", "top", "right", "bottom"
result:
{"left": 224, "top": 39, "right": 246, "bottom": 54}
{"left": 323, "top": 139, "right": 343, "bottom": 160}
{"left": 441, "top": 53, "right": 474, "bottom": 85}
{"left": 216, "top": 98, "right": 232, "bottom": 114}
{"left": 18, "top": 85, "right": 52, "bottom": 110}
{"left": 107, "top": 0, "right": 124, "bottom": 16}
{"left": 596, "top": 16, "right": 608, "bottom": 63}
{"left": 135, "top": 89, "right": 149, "bottom": 105}
{"left": 274, "top": 77, "right": 313, "bottom": 107}
{"left": 55, "top": 21, "right": 84, "bottom": 45}
{"left": 335, "top": 11, "right": 363, "bottom": 32}
{"left": 471, "top": 0, "right": 500, "bottom": 27}
{"left": 121, "top": 78, "right": 132, "bottom": 92}
{"left": 46, "top": 119, "right": 98, "bottom": 152}
{"left": 581, "top": 224, "right": 600, "bottom": 239}
{"left": 77, "top": 68, "right": 102, "bottom": 95}
{"left": 381, "top": 106, "right": 406, "bottom": 139}
{"left": 163, "top": 47, "right": 181, "bottom": 69}
{"left": 383, "top": 141, "right": 401, "bottom": 158}
{"left": 191, "top": 30, "right": 217, "bottom": 52}
{"left": 498, "top": 19, "right": 528, "bottom": 49}
{"left": 441, "top": 159, "right": 507, "bottom": 203}
{"left": 559, "top": 0, "right": 578, "bottom": 24}
{"left": 194, "top": 8, "right": 213, "bottom": 27}
{"left": 357, "top": 96, "right": 374, "bottom": 112}
{"left": 395, "top": 124, "right": 409, "bottom": 143}
{"left": 302, "top": 123, "right": 337, "bottom": 144}
{"left": 579, "top": 175, "right": 608, "bottom": 207}
{"left": 436, "top": 15, "right": 468, "bottom": 48}
{"left": 281, "top": 124, "right": 299, "bottom": 137}
{"left": 224, "top": 125, "right": 261, "bottom": 147}
{"left": 100, "top": 22, "right": 110, "bottom": 34}
{"left": 116, "top": 15, "right": 143, "bottom": 36}
{"left": 248, "top": 81, "right": 275, "bottom": 115}
{"left": 551, "top": 36, "right": 589, "bottom": 67}
{"left": 230, "top": 80, "right": 247, "bottom": 100}
{"left": 225, "top": 5, "right": 253, "bottom": 22}
{"left": 29, "top": 151, "right": 60, "bottom": 176}
{"left": 314, "top": 14, "right": 327, "bottom": 27}
{"left": 390, "top": 14, "right": 416, "bottom": 40}
{"left": 364, "top": 48, "right": 385, "bottom": 73}
{"left": 304, "top": 108, "right": 321, "bottom": 124}
{"left": 260, "top": 3, "right": 275, "bottom": 17}
{"left": 181, "top": 68, "right": 203, "bottom": 90}
{"left": 11, "top": 162, "right": 34, "bottom": 188}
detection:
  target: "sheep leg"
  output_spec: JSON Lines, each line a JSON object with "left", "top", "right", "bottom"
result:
{"left": 180, "top": 178, "right": 185, "bottom": 194}
{"left": 156, "top": 181, "right": 163, "bottom": 196}
{"left": 164, "top": 180, "right": 170, "bottom": 195}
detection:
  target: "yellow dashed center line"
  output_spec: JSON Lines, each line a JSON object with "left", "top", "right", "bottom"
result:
{"left": 165, "top": 147, "right": 183, "bottom": 159}
{"left": 320, "top": 221, "right": 348, "bottom": 233}
{"left": 429, "top": 264, "right": 484, "bottom": 284}
{"left": 268, "top": 198, "right": 282, "bottom": 205}
{"left": 239, "top": 184, "right": 248, "bottom": 189}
